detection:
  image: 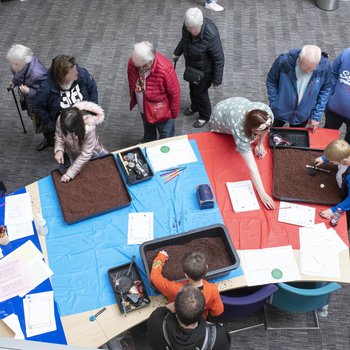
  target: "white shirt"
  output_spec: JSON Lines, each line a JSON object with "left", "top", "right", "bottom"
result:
{"left": 295, "top": 59, "right": 313, "bottom": 105}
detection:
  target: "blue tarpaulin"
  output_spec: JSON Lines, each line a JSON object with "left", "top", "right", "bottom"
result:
{"left": 38, "top": 140, "right": 243, "bottom": 317}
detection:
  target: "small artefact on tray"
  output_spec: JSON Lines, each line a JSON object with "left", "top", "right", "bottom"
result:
{"left": 140, "top": 224, "right": 240, "bottom": 287}
{"left": 269, "top": 127, "right": 310, "bottom": 148}
{"left": 51, "top": 154, "right": 132, "bottom": 224}
{"left": 108, "top": 262, "right": 151, "bottom": 315}
{"left": 117, "top": 147, "right": 153, "bottom": 185}
{"left": 273, "top": 147, "right": 341, "bottom": 205}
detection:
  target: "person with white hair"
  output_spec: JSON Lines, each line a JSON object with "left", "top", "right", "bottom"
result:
{"left": 266, "top": 45, "right": 332, "bottom": 132}
{"left": 205, "top": 0, "right": 224, "bottom": 12}
{"left": 7, "top": 44, "right": 47, "bottom": 119}
{"left": 173, "top": 7, "right": 224, "bottom": 128}
{"left": 128, "top": 41, "right": 180, "bottom": 142}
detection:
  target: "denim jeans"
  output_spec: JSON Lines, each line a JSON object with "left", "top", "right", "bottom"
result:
{"left": 141, "top": 113, "right": 175, "bottom": 142}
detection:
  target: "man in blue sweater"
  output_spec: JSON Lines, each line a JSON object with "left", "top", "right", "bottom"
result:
{"left": 315, "top": 140, "right": 350, "bottom": 225}
{"left": 266, "top": 45, "right": 332, "bottom": 132}
{"left": 324, "top": 48, "right": 350, "bottom": 143}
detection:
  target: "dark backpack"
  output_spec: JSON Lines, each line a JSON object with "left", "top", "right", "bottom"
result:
{"left": 162, "top": 314, "right": 217, "bottom": 350}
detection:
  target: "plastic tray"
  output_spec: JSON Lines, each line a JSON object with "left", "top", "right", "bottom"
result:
{"left": 117, "top": 147, "right": 154, "bottom": 185}
{"left": 269, "top": 127, "right": 310, "bottom": 148}
{"left": 108, "top": 262, "right": 151, "bottom": 315}
{"left": 139, "top": 224, "right": 240, "bottom": 288}
{"left": 273, "top": 147, "right": 341, "bottom": 205}
{"left": 51, "top": 154, "right": 132, "bottom": 224}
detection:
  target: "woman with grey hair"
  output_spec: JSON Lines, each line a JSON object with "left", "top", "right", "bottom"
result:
{"left": 128, "top": 41, "right": 180, "bottom": 142}
{"left": 7, "top": 44, "right": 47, "bottom": 120}
{"left": 174, "top": 7, "right": 224, "bottom": 128}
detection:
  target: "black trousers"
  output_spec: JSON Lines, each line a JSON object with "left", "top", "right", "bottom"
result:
{"left": 189, "top": 74, "right": 213, "bottom": 121}
{"left": 324, "top": 108, "right": 350, "bottom": 144}
{"left": 273, "top": 118, "right": 308, "bottom": 128}
{"left": 43, "top": 130, "right": 55, "bottom": 146}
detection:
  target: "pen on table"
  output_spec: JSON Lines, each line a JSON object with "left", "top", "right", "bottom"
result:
{"left": 164, "top": 169, "right": 185, "bottom": 184}
{"left": 161, "top": 166, "right": 186, "bottom": 173}
{"left": 160, "top": 167, "right": 186, "bottom": 177}
{"left": 0, "top": 203, "right": 5, "bottom": 208}
{"left": 271, "top": 206, "right": 293, "bottom": 211}
{"left": 89, "top": 307, "right": 106, "bottom": 321}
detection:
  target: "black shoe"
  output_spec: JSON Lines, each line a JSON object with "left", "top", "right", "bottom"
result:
{"left": 184, "top": 107, "right": 196, "bottom": 116}
{"left": 192, "top": 119, "right": 209, "bottom": 128}
{"left": 36, "top": 139, "right": 49, "bottom": 151}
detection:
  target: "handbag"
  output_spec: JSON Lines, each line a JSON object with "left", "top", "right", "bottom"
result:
{"left": 183, "top": 66, "right": 204, "bottom": 85}
{"left": 143, "top": 96, "right": 171, "bottom": 124}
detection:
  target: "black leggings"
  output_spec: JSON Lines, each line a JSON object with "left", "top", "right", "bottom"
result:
{"left": 324, "top": 108, "right": 350, "bottom": 144}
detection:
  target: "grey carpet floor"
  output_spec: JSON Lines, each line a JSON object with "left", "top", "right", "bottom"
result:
{"left": 0, "top": 0, "right": 349, "bottom": 349}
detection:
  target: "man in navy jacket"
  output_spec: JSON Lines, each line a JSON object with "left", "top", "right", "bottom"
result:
{"left": 266, "top": 45, "right": 332, "bottom": 132}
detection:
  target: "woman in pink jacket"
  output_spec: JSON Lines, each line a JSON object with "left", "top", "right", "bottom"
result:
{"left": 54, "top": 101, "right": 108, "bottom": 182}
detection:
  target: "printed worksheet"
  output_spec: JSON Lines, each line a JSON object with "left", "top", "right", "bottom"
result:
{"left": 240, "top": 246, "right": 300, "bottom": 286}
{"left": 4, "top": 192, "right": 33, "bottom": 226}
{"left": 278, "top": 201, "right": 315, "bottom": 227}
{"left": 128, "top": 212, "right": 154, "bottom": 245}
{"left": 226, "top": 180, "right": 260, "bottom": 213}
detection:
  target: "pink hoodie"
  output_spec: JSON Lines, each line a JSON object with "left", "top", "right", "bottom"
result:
{"left": 54, "top": 101, "right": 107, "bottom": 179}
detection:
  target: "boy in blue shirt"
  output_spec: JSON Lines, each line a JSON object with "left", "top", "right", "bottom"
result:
{"left": 315, "top": 140, "right": 350, "bottom": 224}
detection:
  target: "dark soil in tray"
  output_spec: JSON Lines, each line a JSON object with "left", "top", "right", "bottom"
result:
{"left": 145, "top": 236, "right": 233, "bottom": 281}
{"left": 52, "top": 155, "right": 131, "bottom": 223}
{"left": 274, "top": 148, "right": 341, "bottom": 205}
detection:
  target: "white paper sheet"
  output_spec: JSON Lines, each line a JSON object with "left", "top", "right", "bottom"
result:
{"left": 0, "top": 258, "right": 31, "bottom": 302}
{"left": 6, "top": 221, "right": 34, "bottom": 241}
{"left": 278, "top": 201, "right": 315, "bottom": 227}
{"left": 299, "top": 224, "right": 344, "bottom": 278}
{"left": 128, "top": 212, "right": 154, "bottom": 245}
{"left": 240, "top": 246, "right": 300, "bottom": 286}
{"left": 23, "top": 291, "right": 56, "bottom": 337}
{"left": 4, "top": 193, "right": 33, "bottom": 226}
{"left": 226, "top": 180, "right": 260, "bottom": 213}
{"left": 2, "top": 314, "right": 24, "bottom": 339}
{"left": 0, "top": 241, "right": 53, "bottom": 298}
{"left": 146, "top": 138, "right": 197, "bottom": 172}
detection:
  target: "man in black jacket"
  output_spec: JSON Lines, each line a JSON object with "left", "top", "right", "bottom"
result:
{"left": 147, "top": 284, "right": 230, "bottom": 350}
{"left": 174, "top": 7, "right": 224, "bottom": 128}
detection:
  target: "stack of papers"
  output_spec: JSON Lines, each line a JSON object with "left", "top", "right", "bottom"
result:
{"left": 0, "top": 241, "right": 53, "bottom": 302}
{"left": 226, "top": 180, "right": 260, "bottom": 213}
{"left": 146, "top": 138, "right": 197, "bottom": 172}
{"left": 278, "top": 201, "right": 315, "bottom": 227}
{"left": 128, "top": 212, "right": 154, "bottom": 245}
{"left": 4, "top": 193, "right": 34, "bottom": 241}
{"left": 299, "top": 223, "right": 348, "bottom": 278}
{"left": 240, "top": 245, "right": 300, "bottom": 286}
{"left": 23, "top": 291, "right": 56, "bottom": 337}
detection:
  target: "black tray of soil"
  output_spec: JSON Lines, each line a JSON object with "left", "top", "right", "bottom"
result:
{"left": 139, "top": 224, "right": 240, "bottom": 287}
{"left": 117, "top": 147, "right": 153, "bottom": 185}
{"left": 273, "top": 147, "right": 341, "bottom": 205}
{"left": 51, "top": 154, "right": 132, "bottom": 224}
{"left": 269, "top": 127, "right": 310, "bottom": 148}
{"left": 108, "top": 262, "right": 151, "bottom": 315}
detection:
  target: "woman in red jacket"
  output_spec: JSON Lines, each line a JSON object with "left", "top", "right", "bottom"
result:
{"left": 128, "top": 41, "right": 181, "bottom": 142}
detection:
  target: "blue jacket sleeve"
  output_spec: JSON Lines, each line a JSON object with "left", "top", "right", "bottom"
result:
{"left": 32, "top": 82, "right": 51, "bottom": 124}
{"left": 331, "top": 176, "right": 350, "bottom": 212}
{"left": 81, "top": 68, "right": 98, "bottom": 104}
{"left": 310, "top": 64, "right": 332, "bottom": 121}
{"left": 329, "top": 52, "right": 342, "bottom": 97}
{"left": 266, "top": 55, "right": 282, "bottom": 109}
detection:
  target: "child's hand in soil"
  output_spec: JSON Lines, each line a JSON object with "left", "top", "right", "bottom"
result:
{"left": 160, "top": 250, "right": 168, "bottom": 259}
{"left": 320, "top": 208, "right": 333, "bottom": 219}
{"left": 314, "top": 156, "right": 324, "bottom": 167}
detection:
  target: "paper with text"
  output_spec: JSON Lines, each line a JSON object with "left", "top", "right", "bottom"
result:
{"left": 128, "top": 212, "right": 154, "bottom": 245}
{"left": 4, "top": 193, "right": 33, "bottom": 226}
{"left": 278, "top": 201, "right": 315, "bottom": 227}
{"left": 226, "top": 181, "right": 260, "bottom": 213}
{"left": 6, "top": 221, "right": 34, "bottom": 241}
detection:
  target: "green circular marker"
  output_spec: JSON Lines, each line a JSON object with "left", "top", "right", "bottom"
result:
{"left": 271, "top": 268, "right": 283, "bottom": 279}
{"left": 160, "top": 145, "right": 170, "bottom": 153}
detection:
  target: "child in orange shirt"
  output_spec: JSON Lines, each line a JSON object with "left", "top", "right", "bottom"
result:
{"left": 150, "top": 250, "right": 224, "bottom": 319}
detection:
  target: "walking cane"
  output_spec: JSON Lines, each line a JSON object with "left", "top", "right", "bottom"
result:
{"left": 7, "top": 86, "right": 27, "bottom": 133}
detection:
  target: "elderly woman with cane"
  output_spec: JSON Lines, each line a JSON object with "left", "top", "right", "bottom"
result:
{"left": 128, "top": 41, "right": 180, "bottom": 142}
{"left": 7, "top": 44, "right": 47, "bottom": 133}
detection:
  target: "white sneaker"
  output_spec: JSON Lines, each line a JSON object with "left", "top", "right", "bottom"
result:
{"left": 205, "top": 1, "right": 224, "bottom": 12}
